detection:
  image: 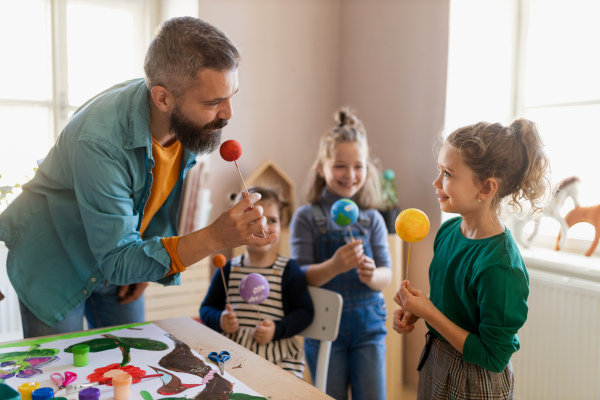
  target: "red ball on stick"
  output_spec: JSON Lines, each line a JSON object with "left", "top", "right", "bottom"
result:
{"left": 220, "top": 140, "right": 242, "bottom": 162}
{"left": 219, "top": 139, "right": 266, "bottom": 239}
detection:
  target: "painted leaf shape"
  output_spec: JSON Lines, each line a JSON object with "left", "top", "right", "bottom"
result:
{"left": 65, "top": 335, "right": 168, "bottom": 366}
{"left": 64, "top": 338, "right": 119, "bottom": 353}
{"left": 114, "top": 337, "right": 169, "bottom": 351}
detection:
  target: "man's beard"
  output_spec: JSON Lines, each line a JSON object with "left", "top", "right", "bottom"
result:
{"left": 169, "top": 105, "right": 228, "bottom": 154}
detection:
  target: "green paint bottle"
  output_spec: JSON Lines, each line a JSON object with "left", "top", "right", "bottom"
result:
{"left": 72, "top": 344, "right": 90, "bottom": 367}
{"left": 0, "top": 383, "right": 20, "bottom": 400}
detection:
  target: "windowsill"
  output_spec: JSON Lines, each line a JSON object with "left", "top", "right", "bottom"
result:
{"left": 520, "top": 246, "right": 600, "bottom": 284}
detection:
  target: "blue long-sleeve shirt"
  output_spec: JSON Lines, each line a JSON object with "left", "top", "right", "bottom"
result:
{"left": 0, "top": 79, "right": 197, "bottom": 326}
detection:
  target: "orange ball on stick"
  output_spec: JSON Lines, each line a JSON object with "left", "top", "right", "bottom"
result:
{"left": 213, "top": 254, "right": 227, "bottom": 268}
{"left": 395, "top": 208, "right": 430, "bottom": 243}
{"left": 213, "top": 254, "right": 230, "bottom": 304}
{"left": 394, "top": 208, "right": 430, "bottom": 282}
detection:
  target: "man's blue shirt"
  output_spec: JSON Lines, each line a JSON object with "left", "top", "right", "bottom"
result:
{"left": 0, "top": 79, "right": 197, "bottom": 326}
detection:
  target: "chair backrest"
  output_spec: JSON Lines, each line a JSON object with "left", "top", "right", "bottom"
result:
{"left": 299, "top": 286, "right": 343, "bottom": 341}
{"left": 299, "top": 286, "right": 343, "bottom": 393}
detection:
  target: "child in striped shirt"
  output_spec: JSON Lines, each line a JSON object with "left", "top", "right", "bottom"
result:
{"left": 200, "top": 187, "right": 314, "bottom": 378}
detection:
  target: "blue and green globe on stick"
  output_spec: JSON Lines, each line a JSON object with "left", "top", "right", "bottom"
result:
{"left": 330, "top": 198, "right": 359, "bottom": 240}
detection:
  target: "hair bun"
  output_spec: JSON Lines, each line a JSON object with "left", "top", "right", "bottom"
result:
{"left": 335, "top": 107, "right": 358, "bottom": 128}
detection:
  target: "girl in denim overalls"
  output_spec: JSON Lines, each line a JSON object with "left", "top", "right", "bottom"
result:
{"left": 290, "top": 108, "right": 392, "bottom": 400}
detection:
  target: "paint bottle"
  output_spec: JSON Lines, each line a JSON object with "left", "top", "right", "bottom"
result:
{"left": 78, "top": 387, "right": 100, "bottom": 400}
{"left": 18, "top": 382, "right": 40, "bottom": 400}
{"left": 31, "top": 387, "right": 54, "bottom": 400}
{"left": 112, "top": 373, "right": 132, "bottom": 400}
{"left": 0, "top": 383, "right": 20, "bottom": 400}
{"left": 53, "top": 398, "right": 68, "bottom": 400}
{"left": 72, "top": 344, "right": 90, "bottom": 367}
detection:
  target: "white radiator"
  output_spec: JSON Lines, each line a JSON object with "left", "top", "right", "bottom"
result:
{"left": 511, "top": 268, "right": 600, "bottom": 400}
{"left": 0, "top": 245, "right": 23, "bottom": 342}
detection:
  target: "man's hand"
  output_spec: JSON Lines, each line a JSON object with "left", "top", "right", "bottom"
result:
{"left": 254, "top": 319, "right": 275, "bottom": 345}
{"left": 209, "top": 192, "right": 277, "bottom": 249}
{"left": 118, "top": 282, "right": 149, "bottom": 305}
{"left": 220, "top": 304, "right": 239, "bottom": 333}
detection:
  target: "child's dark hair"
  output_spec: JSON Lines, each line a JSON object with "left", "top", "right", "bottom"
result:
{"left": 305, "top": 107, "right": 381, "bottom": 209}
{"left": 236, "top": 186, "right": 286, "bottom": 218}
{"left": 445, "top": 118, "right": 550, "bottom": 214}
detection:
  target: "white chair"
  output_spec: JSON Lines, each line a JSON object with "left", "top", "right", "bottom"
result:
{"left": 299, "top": 286, "right": 343, "bottom": 393}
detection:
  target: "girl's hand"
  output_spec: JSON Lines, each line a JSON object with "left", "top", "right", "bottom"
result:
{"left": 393, "top": 307, "right": 417, "bottom": 334}
{"left": 220, "top": 304, "right": 239, "bottom": 333}
{"left": 331, "top": 240, "right": 364, "bottom": 274}
{"left": 397, "top": 280, "right": 434, "bottom": 319}
{"left": 254, "top": 319, "right": 275, "bottom": 345}
{"left": 393, "top": 290, "right": 421, "bottom": 324}
{"left": 356, "top": 255, "right": 376, "bottom": 283}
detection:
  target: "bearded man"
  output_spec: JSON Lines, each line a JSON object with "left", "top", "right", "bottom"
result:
{"left": 0, "top": 17, "right": 276, "bottom": 338}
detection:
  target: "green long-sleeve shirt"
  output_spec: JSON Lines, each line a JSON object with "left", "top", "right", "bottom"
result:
{"left": 427, "top": 216, "right": 529, "bottom": 373}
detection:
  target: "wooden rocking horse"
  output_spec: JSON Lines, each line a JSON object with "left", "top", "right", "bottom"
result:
{"left": 555, "top": 203, "right": 600, "bottom": 257}
{"left": 510, "top": 176, "right": 581, "bottom": 248}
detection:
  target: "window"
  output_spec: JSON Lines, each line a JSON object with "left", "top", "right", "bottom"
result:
{"left": 445, "top": 0, "right": 600, "bottom": 256}
{"left": 0, "top": 0, "right": 153, "bottom": 209}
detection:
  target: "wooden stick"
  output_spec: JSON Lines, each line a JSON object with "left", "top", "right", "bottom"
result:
{"left": 234, "top": 160, "right": 249, "bottom": 193}
{"left": 347, "top": 226, "right": 355, "bottom": 241}
{"left": 234, "top": 160, "right": 267, "bottom": 239}
{"left": 257, "top": 304, "right": 261, "bottom": 324}
{"left": 405, "top": 243, "right": 411, "bottom": 282}
{"left": 220, "top": 268, "right": 231, "bottom": 304}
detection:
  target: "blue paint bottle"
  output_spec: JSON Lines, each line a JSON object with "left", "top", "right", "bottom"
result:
{"left": 31, "top": 387, "right": 54, "bottom": 400}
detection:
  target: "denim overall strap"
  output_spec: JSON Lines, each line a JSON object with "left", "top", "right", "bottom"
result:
{"left": 311, "top": 204, "right": 377, "bottom": 300}
{"left": 311, "top": 204, "right": 328, "bottom": 235}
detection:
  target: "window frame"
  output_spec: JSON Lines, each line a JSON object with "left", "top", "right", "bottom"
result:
{"left": 50, "top": 0, "right": 157, "bottom": 137}
{"left": 444, "top": 0, "right": 600, "bottom": 259}
{"left": 513, "top": 0, "right": 600, "bottom": 257}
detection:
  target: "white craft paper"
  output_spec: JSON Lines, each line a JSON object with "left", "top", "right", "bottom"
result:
{"left": 0, "top": 323, "right": 264, "bottom": 399}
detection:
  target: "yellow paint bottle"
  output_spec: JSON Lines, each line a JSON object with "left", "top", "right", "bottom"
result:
{"left": 17, "top": 382, "right": 40, "bottom": 400}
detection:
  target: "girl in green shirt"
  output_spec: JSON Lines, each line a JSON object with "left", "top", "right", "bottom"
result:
{"left": 394, "top": 119, "right": 550, "bottom": 399}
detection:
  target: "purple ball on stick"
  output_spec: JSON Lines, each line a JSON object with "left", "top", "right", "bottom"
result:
{"left": 239, "top": 273, "right": 270, "bottom": 305}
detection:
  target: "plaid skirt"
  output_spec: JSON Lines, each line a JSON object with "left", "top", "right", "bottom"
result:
{"left": 417, "top": 332, "right": 514, "bottom": 400}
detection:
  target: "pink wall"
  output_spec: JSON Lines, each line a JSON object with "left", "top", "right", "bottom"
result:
{"left": 192, "top": 0, "right": 342, "bottom": 214}
{"left": 339, "top": 0, "right": 449, "bottom": 387}
{"left": 189, "top": 0, "right": 449, "bottom": 389}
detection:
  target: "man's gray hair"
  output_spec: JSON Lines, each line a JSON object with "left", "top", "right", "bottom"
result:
{"left": 144, "top": 16, "right": 240, "bottom": 97}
